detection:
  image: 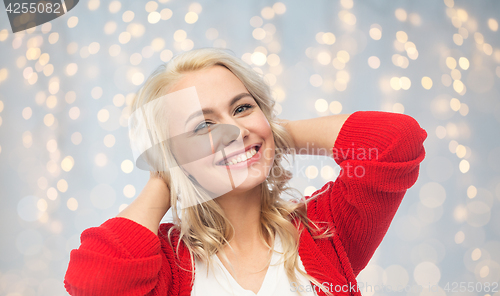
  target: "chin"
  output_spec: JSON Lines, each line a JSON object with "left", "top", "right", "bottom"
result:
{"left": 234, "top": 166, "right": 271, "bottom": 192}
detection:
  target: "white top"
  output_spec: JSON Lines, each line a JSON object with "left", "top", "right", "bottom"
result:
{"left": 192, "top": 233, "right": 318, "bottom": 296}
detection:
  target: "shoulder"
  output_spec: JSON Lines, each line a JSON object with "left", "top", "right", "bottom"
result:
{"left": 158, "top": 222, "right": 181, "bottom": 246}
{"left": 159, "top": 222, "right": 177, "bottom": 233}
{"left": 158, "top": 222, "right": 192, "bottom": 259}
{"left": 157, "top": 223, "right": 195, "bottom": 284}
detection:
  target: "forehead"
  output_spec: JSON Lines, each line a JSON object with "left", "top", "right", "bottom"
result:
{"left": 169, "top": 65, "right": 247, "bottom": 101}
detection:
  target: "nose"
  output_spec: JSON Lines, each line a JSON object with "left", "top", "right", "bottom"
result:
{"left": 220, "top": 120, "right": 249, "bottom": 147}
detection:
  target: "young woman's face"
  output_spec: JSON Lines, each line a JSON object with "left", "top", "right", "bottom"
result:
{"left": 165, "top": 65, "right": 275, "bottom": 202}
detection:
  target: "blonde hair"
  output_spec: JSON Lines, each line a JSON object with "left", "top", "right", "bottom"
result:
{"left": 131, "top": 47, "right": 335, "bottom": 296}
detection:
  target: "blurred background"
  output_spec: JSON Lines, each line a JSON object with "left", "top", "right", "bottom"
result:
{"left": 1, "top": 0, "right": 499, "bottom": 295}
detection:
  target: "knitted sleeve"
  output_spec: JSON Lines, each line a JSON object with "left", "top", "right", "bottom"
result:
{"left": 307, "top": 110, "right": 427, "bottom": 276}
{"left": 64, "top": 217, "right": 170, "bottom": 296}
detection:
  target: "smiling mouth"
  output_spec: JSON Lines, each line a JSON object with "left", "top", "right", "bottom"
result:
{"left": 216, "top": 144, "right": 261, "bottom": 166}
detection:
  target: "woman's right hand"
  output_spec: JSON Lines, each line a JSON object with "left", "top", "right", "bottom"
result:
{"left": 116, "top": 171, "right": 172, "bottom": 235}
{"left": 149, "top": 170, "right": 171, "bottom": 190}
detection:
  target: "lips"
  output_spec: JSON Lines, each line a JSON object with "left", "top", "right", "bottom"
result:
{"left": 215, "top": 143, "right": 262, "bottom": 166}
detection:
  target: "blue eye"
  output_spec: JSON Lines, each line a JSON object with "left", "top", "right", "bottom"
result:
{"left": 234, "top": 104, "right": 253, "bottom": 114}
{"left": 194, "top": 121, "right": 212, "bottom": 133}
{"left": 192, "top": 104, "right": 254, "bottom": 134}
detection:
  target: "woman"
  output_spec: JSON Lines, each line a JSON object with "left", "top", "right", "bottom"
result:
{"left": 64, "top": 47, "right": 427, "bottom": 296}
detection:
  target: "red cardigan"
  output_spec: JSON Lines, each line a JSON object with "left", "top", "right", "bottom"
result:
{"left": 64, "top": 111, "right": 427, "bottom": 296}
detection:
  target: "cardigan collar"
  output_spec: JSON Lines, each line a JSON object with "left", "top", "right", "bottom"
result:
{"left": 162, "top": 217, "right": 360, "bottom": 296}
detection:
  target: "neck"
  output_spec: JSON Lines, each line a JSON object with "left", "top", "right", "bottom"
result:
{"left": 215, "top": 183, "right": 265, "bottom": 252}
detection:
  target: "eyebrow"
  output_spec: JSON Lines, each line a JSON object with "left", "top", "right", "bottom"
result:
{"left": 184, "top": 92, "right": 253, "bottom": 127}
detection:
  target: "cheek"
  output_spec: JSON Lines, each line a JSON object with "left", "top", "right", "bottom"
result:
{"left": 181, "top": 156, "right": 214, "bottom": 179}
{"left": 252, "top": 113, "right": 273, "bottom": 138}
{"left": 251, "top": 114, "right": 275, "bottom": 162}
{"left": 169, "top": 129, "right": 217, "bottom": 167}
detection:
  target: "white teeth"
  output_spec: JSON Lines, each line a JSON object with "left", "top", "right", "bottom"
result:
{"left": 222, "top": 146, "right": 258, "bottom": 166}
